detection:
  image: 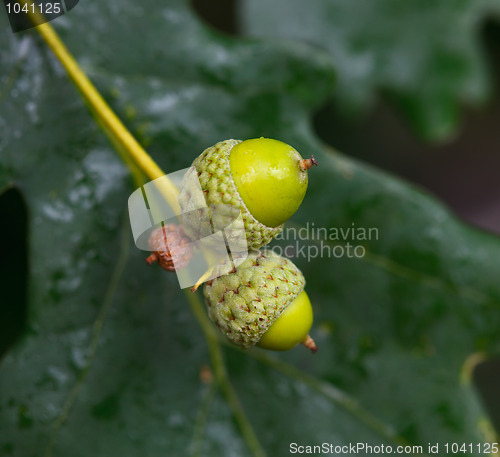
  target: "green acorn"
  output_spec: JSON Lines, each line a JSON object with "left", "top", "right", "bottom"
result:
{"left": 178, "top": 138, "right": 316, "bottom": 251}
{"left": 203, "top": 250, "right": 317, "bottom": 352}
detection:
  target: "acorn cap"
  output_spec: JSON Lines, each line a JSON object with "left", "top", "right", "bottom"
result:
{"left": 203, "top": 250, "right": 305, "bottom": 348}
{"left": 178, "top": 139, "right": 284, "bottom": 251}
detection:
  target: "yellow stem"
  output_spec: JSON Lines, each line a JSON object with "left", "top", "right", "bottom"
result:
{"left": 190, "top": 267, "right": 215, "bottom": 293}
{"left": 32, "top": 20, "right": 180, "bottom": 213}
{"left": 30, "top": 11, "right": 265, "bottom": 457}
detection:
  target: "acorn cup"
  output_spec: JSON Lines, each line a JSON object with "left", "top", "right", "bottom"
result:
{"left": 178, "top": 138, "right": 316, "bottom": 251}
{"left": 203, "top": 250, "right": 317, "bottom": 353}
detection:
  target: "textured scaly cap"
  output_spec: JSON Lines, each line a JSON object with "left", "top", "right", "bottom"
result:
{"left": 204, "top": 250, "right": 305, "bottom": 348}
{"left": 178, "top": 139, "right": 284, "bottom": 251}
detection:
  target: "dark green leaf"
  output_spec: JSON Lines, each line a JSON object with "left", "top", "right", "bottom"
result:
{"left": 1, "top": 1, "right": 499, "bottom": 456}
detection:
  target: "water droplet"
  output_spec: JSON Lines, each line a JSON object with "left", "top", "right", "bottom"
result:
{"left": 25, "top": 101, "right": 39, "bottom": 124}
{"left": 71, "top": 346, "right": 88, "bottom": 370}
{"left": 49, "top": 366, "right": 68, "bottom": 384}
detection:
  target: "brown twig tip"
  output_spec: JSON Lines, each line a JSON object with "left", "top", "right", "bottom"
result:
{"left": 302, "top": 334, "right": 318, "bottom": 354}
{"left": 146, "top": 253, "right": 157, "bottom": 265}
{"left": 299, "top": 156, "right": 318, "bottom": 171}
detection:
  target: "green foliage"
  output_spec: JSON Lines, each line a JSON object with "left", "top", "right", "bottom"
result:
{"left": 241, "top": 0, "right": 500, "bottom": 141}
{"left": 1, "top": 1, "right": 499, "bottom": 456}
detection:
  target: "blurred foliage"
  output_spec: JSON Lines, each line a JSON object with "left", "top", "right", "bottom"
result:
{"left": 240, "top": 0, "right": 500, "bottom": 141}
{"left": 1, "top": 0, "right": 500, "bottom": 456}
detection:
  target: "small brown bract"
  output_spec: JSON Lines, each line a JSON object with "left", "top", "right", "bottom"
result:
{"left": 146, "top": 224, "right": 193, "bottom": 271}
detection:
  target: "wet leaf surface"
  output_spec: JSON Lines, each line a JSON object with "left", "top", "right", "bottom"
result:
{"left": 1, "top": 1, "right": 499, "bottom": 456}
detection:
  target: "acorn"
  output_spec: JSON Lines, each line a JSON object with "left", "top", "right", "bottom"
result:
{"left": 146, "top": 224, "right": 193, "bottom": 271}
{"left": 203, "top": 250, "right": 317, "bottom": 352}
{"left": 178, "top": 138, "right": 316, "bottom": 251}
